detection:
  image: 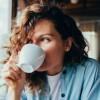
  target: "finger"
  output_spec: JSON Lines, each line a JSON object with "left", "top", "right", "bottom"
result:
{"left": 2, "top": 66, "right": 21, "bottom": 80}
{"left": 1, "top": 68, "right": 16, "bottom": 80}
{"left": 2, "top": 62, "right": 22, "bottom": 75}
{"left": 2, "top": 71, "right": 16, "bottom": 80}
{"left": 4, "top": 77, "right": 16, "bottom": 87}
{"left": 10, "top": 62, "right": 22, "bottom": 74}
{"left": 8, "top": 66, "right": 21, "bottom": 80}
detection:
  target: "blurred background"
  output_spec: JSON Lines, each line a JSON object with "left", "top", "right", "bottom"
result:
{"left": 0, "top": 0, "right": 100, "bottom": 99}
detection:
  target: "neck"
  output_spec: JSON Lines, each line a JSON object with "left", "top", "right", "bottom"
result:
{"left": 46, "top": 65, "right": 63, "bottom": 76}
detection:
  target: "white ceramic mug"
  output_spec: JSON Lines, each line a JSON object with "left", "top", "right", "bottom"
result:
{"left": 16, "top": 44, "right": 45, "bottom": 73}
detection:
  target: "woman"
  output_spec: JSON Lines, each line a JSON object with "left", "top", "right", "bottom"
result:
{"left": 1, "top": 4, "right": 100, "bottom": 100}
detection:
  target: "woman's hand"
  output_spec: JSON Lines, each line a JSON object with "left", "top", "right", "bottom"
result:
{"left": 1, "top": 55, "right": 26, "bottom": 96}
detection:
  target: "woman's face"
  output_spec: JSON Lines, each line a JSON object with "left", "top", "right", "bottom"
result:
{"left": 31, "top": 19, "right": 66, "bottom": 75}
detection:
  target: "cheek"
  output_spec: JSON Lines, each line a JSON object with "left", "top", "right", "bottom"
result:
{"left": 42, "top": 43, "right": 65, "bottom": 61}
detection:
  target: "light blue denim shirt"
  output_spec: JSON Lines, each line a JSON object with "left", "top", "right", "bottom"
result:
{"left": 6, "top": 58, "right": 100, "bottom": 100}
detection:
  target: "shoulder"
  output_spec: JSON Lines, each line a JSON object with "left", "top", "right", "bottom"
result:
{"left": 80, "top": 59, "right": 100, "bottom": 99}
{"left": 66, "top": 58, "right": 100, "bottom": 81}
{"left": 63, "top": 58, "right": 100, "bottom": 76}
{"left": 83, "top": 58, "right": 100, "bottom": 68}
{"left": 80, "top": 58, "right": 100, "bottom": 88}
{"left": 82, "top": 58, "right": 100, "bottom": 77}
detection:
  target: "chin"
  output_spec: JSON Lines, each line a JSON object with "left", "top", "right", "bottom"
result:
{"left": 36, "top": 69, "right": 46, "bottom": 72}
{"left": 36, "top": 62, "right": 50, "bottom": 72}
{"left": 36, "top": 66, "right": 47, "bottom": 72}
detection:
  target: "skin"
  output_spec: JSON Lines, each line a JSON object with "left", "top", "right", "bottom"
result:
{"left": 32, "top": 19, "right": 67, "bottom": 75}
{"left": 1, "top": 19, "right": 72, "bottom": 99}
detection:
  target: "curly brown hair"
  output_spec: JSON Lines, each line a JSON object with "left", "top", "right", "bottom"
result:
{"left": 2, "top": 3, "right": 89, "bottom": 93}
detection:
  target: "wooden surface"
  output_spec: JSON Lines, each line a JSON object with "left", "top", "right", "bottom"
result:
{"left": 24, "top": 0, "right": 100, "bottom": 16}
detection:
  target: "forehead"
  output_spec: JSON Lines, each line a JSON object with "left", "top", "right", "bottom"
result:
{"left": 29, "top": 19, "right": 62, "bottom": 40}
{"left": 33, "top": 19, "right": 56, "bottom": 34}
{"left": 29, "top": 19, "right": 62, "bottom": 39}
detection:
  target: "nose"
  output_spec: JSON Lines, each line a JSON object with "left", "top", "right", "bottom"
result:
{"left": 32, "top": 40, "right": 40, "bottom": 46}
{"left": 33, "top": 40, "right": 37, "bottom": 45}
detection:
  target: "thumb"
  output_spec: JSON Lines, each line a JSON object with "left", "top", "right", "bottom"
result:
{"left": 9, "top": 55, "right": 18, "bottom": 64}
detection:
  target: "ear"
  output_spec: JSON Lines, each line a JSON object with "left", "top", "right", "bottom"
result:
{"left": 64, "top": 37, "right": 73, "bottom": 52}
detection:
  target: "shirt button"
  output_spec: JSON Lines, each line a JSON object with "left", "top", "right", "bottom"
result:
{"left": 61, "top": 93, "right": 65, "bottom": 97}
{"left": 63, "top": 70, "right": 66, "bottom": 74}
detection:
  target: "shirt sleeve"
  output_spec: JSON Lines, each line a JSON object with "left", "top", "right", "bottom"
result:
{"left": 81, "top": 58, "right": 100, "bottom": 100}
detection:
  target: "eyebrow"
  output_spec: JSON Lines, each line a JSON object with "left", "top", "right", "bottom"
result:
{"left": 39, "top": 33, "right": 55, "bottom": 37}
